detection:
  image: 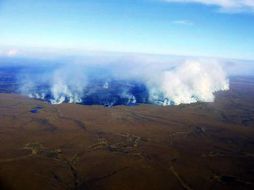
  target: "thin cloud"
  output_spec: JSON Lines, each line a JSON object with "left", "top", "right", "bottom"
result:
{"left": 163, "top": 0, "right": 254, "bottom": 13}
{"left": 6, "top": 49, "right": 18, "bottom": 57}
{"left": 172, "top": 20, "right": 194, "bottom": 26}
{"left": 0, "top": 49, "right": 19, "bottom": 57}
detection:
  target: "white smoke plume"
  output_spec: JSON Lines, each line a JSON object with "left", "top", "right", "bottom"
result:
{"left": 49, "top": 66, "right": 87, "bottom": 104}
{"left": 17, "top": 56, "right": 230, "bottom": 106}
{"left": 146, "top": 60, "right": 229, "bottom": 105}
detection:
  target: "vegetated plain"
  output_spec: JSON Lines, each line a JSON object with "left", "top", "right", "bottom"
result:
{"left": 0, "top": 76, "right": 254, "bottom": 190}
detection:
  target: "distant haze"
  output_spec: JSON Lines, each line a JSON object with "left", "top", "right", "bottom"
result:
{"left": 0, "top": 53, "right": 233, "bottom": 105}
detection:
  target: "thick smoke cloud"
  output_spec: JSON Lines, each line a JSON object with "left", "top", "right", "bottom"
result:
{"left": 50, "top": 65, "right": 87, "bottom": 104}
{"left": 18, "top": 57, "right": 229, "bottom": 106}
{"left": 146, "top": 60, "right": 229, "bottom": 105}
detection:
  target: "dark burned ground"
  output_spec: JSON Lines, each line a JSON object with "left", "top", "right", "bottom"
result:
{"left": 0, "top": 76, "right": 254, "bottom": 190}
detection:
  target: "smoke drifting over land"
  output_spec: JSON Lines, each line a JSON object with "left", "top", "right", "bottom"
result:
{"left": 147, "top": 60, "right": 229, "bottom": 105}
{"left": 15, "top": 56, "right": 229, "bottom": 106}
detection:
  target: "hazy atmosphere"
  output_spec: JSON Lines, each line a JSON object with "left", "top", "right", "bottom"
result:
{"left": 1, "top": 0, "right": 254, "bottom": 59}
{"left": 0, "top": 1, "right": 254, "bottom": 190}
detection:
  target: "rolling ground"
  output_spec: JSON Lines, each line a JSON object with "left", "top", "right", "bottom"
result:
{"left": 0, "top": 76, "right": 254, "bottom": 190}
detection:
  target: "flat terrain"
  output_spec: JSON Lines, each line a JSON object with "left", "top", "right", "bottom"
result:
{"left": 0, "top": 76, "right": 254, "bottom": 190}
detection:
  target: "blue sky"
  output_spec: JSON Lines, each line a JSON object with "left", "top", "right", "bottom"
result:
{"left": 0, "top": 0, "right": 254, "bottom": 59}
